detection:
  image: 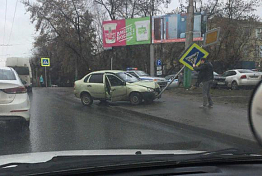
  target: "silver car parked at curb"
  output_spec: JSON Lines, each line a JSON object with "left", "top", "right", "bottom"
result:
{"left": 223, "top": 69, "right": 261, "bottom": 90}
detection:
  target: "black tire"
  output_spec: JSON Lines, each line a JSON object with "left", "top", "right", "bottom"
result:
{"left": 231, "top": 81, "right": 238, "bottom": 90}
{"left": 81, "top": 93, "right": 93, "bottom": 106}
{"left": 130, "top": 92, "right": 142, "bottom": 105}
{"left": 17, "top": 120, "right": 30, "bottom": 131}
{"left": 24, "top": 121, "right": 30, "bottom": 129}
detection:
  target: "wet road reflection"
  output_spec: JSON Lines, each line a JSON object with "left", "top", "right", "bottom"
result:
{"left": 0, "top": 88, "right": 248, "bottom": 155}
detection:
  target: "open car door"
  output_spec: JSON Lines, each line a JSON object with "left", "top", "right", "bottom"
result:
{"left": 105, "top": 73, "right": 127, "bottom": 102}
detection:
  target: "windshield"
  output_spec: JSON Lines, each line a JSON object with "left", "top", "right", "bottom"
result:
{"left": 136, "top": 71, "right": 149, "bottom": 76}
{"left": 0, "top": 69, "right": 16, "bottom": 80}
{"left": 12, "top": 67, "right": 29, "bottom": 75}
{"left": 117, "top": 72, "right": 139, "bottom": 83}
{"left": 1, "top": 0, "right": 262, "bottom": 172}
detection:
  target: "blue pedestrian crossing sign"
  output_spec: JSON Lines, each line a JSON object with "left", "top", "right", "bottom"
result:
{"left": 156, "top": 59, "right": 162, "bottom": 66}
{"left": 179, "top": 43, "right": 209, "bottom": 70}
{"left": 41, "top": 58, "right": 50, "bottom": 67}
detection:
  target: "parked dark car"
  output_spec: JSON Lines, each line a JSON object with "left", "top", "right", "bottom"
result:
{"left": 212, "top": 72, "right": 226, "bottom": 88}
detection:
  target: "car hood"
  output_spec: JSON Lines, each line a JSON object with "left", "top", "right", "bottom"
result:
{"left": 140, "top": 76, "right": 166, "bottom": 82}
{"left": 0, "top": 150, "right": 203, "bottom": 165}
{"left": 127, "top": 81, "right": 158, "bottom": 88}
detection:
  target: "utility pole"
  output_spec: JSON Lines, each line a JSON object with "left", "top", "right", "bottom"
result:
{"left": 183, "top": 0, "right": 194, "bottom": 89}
{"left": 45, "top": 67, "right": 47, "bottom": 87}
{"left": 75, "top": 17, "right": 79, "bottom": 81}
{"left": 149, "top": 0, "right": 155, "bottom": 76}
{"left": 111, "top": 57, "right": 113, "bottom": 70}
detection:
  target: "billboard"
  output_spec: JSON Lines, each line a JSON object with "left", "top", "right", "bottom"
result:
{"left": 152, "top": 13, "right": 207, "bottom": 43}
{"left": 103, "top": 19, "right": 126, "bottom": 47}
{"left": 102, "top": 17, "right": 151, "bottom": 47}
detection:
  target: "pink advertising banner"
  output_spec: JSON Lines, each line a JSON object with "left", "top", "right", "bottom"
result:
{"left": 102, "top": 19, "right": 126, "bottom": 47}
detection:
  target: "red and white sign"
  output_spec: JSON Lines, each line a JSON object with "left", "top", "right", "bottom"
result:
{"left": 102, "top": 20, "right": 126, "bottom": 47}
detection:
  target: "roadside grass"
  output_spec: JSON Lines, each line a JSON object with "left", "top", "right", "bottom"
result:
{"left": 165, "top": 86, "right": 253, "bottom": 108}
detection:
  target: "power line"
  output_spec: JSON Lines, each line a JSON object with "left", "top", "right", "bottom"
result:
{"left": 8, "top": 0, "right": 19, "bottom": 45}
{"left": 2, "top": 0, "right": 8, "bottom": 56}
{"left": 5, "top": 0, "right": 19, "bottom": 56}
{"left": 3, "top": 0, "right": 8, "bottom": 45}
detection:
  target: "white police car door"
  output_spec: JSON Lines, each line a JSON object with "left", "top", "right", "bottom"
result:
{"left": 105, "top": 74, "right": 127, "bottom": 102}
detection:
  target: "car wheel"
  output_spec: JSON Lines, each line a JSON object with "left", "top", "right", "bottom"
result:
{"left": 130, "top": 92, "right": 142, "bottom": 105}
{"left": 24, "top": 121, "right": 30, "bottom": 129}
{"left": 81, "top": 93, "right": 93, "bottom": 106}
{"left": 17, "top": 120, "right": 30, "bottom": 131}
{"left": 231, "top": 81, "right": 238, "bottom": 90}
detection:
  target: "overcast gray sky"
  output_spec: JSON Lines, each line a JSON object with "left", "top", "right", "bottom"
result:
{"left": 0, "top": 0, "right": 261, "bottom": 67}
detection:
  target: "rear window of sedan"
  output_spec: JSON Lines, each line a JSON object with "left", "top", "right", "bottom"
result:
{"left": 0, "top": 69, "right": 16, "bottom": 80}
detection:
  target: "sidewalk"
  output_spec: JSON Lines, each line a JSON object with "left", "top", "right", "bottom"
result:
{"left": 113, "top": 90, "right": 256, "bottom": 143}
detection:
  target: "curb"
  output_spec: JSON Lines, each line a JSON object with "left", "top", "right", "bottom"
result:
{"left": 110, "top": 105, "right": 261, "bottom": 152}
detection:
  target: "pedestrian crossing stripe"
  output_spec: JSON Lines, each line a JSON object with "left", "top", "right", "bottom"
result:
{"left": 179, "top": 43, "right": 209, "bottom": 70}
{"left": 41, "top": 58, "right": 50, "bottom": 67}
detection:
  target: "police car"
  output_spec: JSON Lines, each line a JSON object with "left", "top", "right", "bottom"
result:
{"left": 126, "top": 68, "right": 168, "bottom": 89}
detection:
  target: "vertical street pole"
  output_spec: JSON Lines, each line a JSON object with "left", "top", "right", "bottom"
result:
{"left": 111, "top": 57, "right": 113, "bottom": 70}
{"left": 183, "top": 0, "right": 194, "bottom": 89}
{"left": 150, "top": 45, "right": 154, "bottom": 76}
{"left": 75, "top": 58, "right": 78, "bottom": 81}
{"left": 35, "top": 68, "right": 38, "bottom": 87}
{"left": 149, "top": 0, "right": 155, "bottom": 76}
{"left": 45, "top": 66, "right": 47, "bottom": 88}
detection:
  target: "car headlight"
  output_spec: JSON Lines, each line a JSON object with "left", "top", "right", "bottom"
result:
{"left": 147, "top": 88, "right": 154, "bottom": 92}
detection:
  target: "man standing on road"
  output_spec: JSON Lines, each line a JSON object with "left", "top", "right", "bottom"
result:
{"left": 193, "top": 58, "right": 214, "bottom": 108}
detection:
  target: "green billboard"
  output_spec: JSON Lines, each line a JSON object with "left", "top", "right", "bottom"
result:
{"left": 126, "top": 17, "right": 151, "bottom": 45}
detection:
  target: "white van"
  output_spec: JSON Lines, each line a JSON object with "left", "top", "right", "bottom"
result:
{"left": 6, "top": 57, "right": 32, "bottom": 92}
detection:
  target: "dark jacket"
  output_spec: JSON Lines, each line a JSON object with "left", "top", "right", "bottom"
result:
{"left": 194, "top": 61, "right": 214, "bottom": 83}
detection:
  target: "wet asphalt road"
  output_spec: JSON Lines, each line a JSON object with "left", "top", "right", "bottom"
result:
{"left": 0, "top": 87, "right": 259, "bottom": 155}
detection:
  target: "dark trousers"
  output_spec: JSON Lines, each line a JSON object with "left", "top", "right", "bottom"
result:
{"left": 202, "top": 81, "right": 213, "bottom": 106}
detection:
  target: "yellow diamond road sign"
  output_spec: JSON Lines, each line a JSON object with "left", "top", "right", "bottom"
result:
{"left": 41, "top": 58, "right": 50, "bottom": 67}
{"left": 179, "top": 43, "right": 209, "bottom": 70}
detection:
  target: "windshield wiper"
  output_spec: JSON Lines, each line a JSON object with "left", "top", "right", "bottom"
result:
{"left": 1, "top": 150, "right": 262, "bottom": 175}
{"left": 178, "top": 148, "right": 262, "bottom": 165}
{"left": 200, "top": 148, "right": 253, "bottom": 158}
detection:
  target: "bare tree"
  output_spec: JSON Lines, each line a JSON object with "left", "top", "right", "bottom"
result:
{"left": 23, "top": 0, "right": 96, "bottom": 83}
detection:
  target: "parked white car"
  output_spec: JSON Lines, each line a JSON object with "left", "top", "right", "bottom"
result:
{"left": 223, "top": 69, "right": 261, "bottom": 90}
{"left": 164, "top": 75, "right": 179, "bottom": 89}
{"left": 0, "top": 67, "right": 30, "bottom": 128}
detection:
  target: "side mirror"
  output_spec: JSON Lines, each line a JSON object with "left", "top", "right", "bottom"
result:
{"left": 122, "top": 82, "right": 126, "bottom": 86}
{"left": 249, "top": 81, "right": 262, "bottom": 146}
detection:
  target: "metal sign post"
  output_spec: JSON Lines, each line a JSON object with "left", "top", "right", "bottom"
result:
{"left": 111, "top": 57, "right": 113, "bottom": 70}
{"left": 157, "top": 65, "right": 185, "bottom": 98}
{"left": 45, "top": 67, "right": 47, "bottom": 88}
{"left": 41, "top": 58, "right": 50, "bottom": 88}
{"left": 156, "top": 42, "right": 209, "bottom": 98}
